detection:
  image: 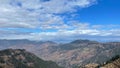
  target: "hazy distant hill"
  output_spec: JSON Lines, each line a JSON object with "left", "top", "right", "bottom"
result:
{"left": 0, "top": 49, "right": 63, "bottom": 68}
{"left": 0, "top": 39, "right": 120, "bottom": 68}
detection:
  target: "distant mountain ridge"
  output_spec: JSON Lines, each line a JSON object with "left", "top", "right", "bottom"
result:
{"left": 70, "top": 39, "right": 98, "bottom": 44}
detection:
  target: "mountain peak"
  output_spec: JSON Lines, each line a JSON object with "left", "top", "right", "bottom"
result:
{"left": 70, "top": 39, "right": 98, "bottom": 44}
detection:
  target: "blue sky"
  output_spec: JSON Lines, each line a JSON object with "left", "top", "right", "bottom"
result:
{"left": 77, "top": 0, "right": 120, "bottom": 25}
{"left": 0, "top": 0, "right": 120, "bottom": 42}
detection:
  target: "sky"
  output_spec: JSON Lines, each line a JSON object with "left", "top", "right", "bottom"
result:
{"left": 0, "top": 0, "right": 120, "bottom": 42}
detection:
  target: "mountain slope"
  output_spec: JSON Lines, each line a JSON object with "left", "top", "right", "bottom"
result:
{"left": 33, "top": 40, "right": 120, "bottom": 68}
{"left": 0, "top": 49, "right": 63, "bottom": 68}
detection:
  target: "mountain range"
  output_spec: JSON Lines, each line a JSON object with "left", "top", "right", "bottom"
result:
{"left": 0, "top": 39, "right": 120, "bottom": 68}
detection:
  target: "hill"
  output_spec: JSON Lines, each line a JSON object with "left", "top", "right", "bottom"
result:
{"left": 0, "top": 49, "right": 63, "bottom": 68}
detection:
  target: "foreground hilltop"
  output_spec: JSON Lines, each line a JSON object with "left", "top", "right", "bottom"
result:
{"left": 0, "top": 49, "right": 63, "bottom": 68}
{"left": 101, "top": 55, "right": 120, "bottom": 68}
{"left": 84, "top": 55, "right": 120, "bottom": 68}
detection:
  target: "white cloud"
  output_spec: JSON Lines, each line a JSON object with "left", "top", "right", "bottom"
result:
{"left": 0, "top": 0, "right": 97, "bottom": 29}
